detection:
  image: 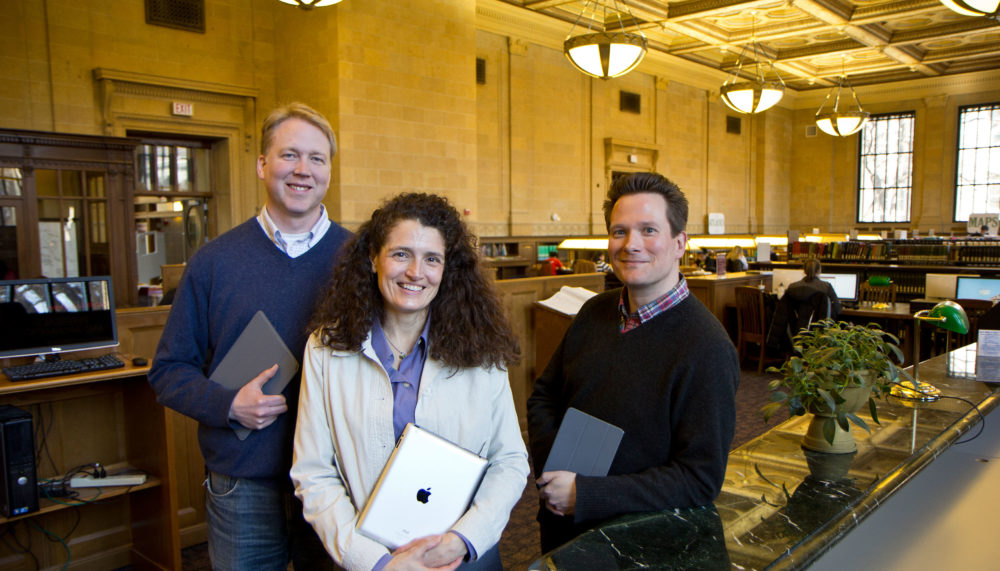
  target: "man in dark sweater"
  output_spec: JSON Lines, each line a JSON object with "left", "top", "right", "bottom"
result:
{"left": 528, "top": 172, "right": 739, "bottom": 552}
{"left": 148, "top": 103, "right": 350, "bottom": 570}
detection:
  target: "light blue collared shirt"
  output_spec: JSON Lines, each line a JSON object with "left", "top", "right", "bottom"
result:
{"left": 257, "top": 204, "right": 331, "bottom": 258}
{"left": 371, "top": 317, "right": 429, "bottom": 441}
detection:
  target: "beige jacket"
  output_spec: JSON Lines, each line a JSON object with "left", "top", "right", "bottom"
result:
{"left": 291, "top": 331, "right": 529, "bottom": 571}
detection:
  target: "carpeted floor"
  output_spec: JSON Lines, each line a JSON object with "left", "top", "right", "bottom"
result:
{"left": 174, "top": 365, "right": 788, "bottom": 570}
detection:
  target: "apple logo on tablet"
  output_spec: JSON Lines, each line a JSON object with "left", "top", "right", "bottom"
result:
{"left": 416, "top": 487, "right": 431, "bottom": 504}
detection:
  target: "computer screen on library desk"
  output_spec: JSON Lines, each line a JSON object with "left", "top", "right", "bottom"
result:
{"left": 0, "top": 276, "right": 118, "bottom": 359}
{"left": 925, "top": 274, "right": 977, "bottom": 300}
{"left": 956, "top": 277, "right": 1000, "bottom": 302}
{"left": 771, "top": 269, "right": 805, "bottom": 297}
{"left": 537, "top": 244, "right": 559, "bottom": 261}
{"left": 821, "top": 273, "right": 859, "bottom": 302}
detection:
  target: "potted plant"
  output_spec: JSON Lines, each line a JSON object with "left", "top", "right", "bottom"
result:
{"left": 761, "top": 319, "right": 905, "bottom": 453}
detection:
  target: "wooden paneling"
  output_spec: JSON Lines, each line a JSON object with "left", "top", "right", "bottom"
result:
{"left": 118, "top": 307, "right": 206, "bottom": 548}
{"left": 495, "top": 273, "right": 605, "bottom": 433}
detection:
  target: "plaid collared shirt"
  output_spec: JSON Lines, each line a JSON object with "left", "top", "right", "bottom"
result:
{"left": 619, "top": 276, "right": 690, "bottom": 333}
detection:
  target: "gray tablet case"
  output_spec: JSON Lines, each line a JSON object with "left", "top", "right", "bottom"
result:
{"left": 542, "top": 407, "right": 624, "bottom": 476}
{"left": 209, "top": 310, "right": 299, "bottom": 440}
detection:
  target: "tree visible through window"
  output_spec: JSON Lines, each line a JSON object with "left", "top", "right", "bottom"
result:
{"left": 954, "top": 103, "right": 1000, "bottom": 222}
{"left": 857, "top": 112, "right": 914, "bottom": 223}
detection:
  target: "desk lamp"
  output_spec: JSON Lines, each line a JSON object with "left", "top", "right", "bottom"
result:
{"left": 891, "top": 300, "right": 969, "bottom": 401}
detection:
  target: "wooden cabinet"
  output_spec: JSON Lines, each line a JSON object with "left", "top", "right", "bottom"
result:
{"left": 0, "top": 370, "right": 179, "bottom": 570}
{"left": 686, "top": 272, "right": 771, "bottom": 326}
{"left": 0, "top": 307, "right": 183, "bottom": 570}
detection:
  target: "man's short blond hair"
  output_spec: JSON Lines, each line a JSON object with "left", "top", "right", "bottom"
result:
{"left": 261, "top": 102, "right": 337, "bottom": 159}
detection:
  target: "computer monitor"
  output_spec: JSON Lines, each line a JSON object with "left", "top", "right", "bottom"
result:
{"left": 537, "top": 244, "right": 559, "bottom": 262}
{"left": 0, "top": 276, "right": 118, "bottom": 359}
{"left": 771, "top": 268, "right": 805, "bottom": 297}
{"left": 955, "top": 276, "right": 1000, "bottom": 302}
{"left": 925, "top": 273, "right": 978, "bottom": 300}
{"left": 820, "top": 273, "right": 859, "bottom": 302}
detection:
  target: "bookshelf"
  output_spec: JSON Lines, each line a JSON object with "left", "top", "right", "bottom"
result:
{"left": 762, "top": 238, "right": 1000, "bottom": 301}
{"left": 787, "top": 238, "right": 1000, "bottom": 267}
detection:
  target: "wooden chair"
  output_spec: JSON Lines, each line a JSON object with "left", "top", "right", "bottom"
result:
{"left": 161, "top": 263, "right": 186, "bottom": 293}
{"left": 859, "top": 281, "right": 897, "bottom": 304}
{"left": 735, "top": 286, "right": 781, "bottom": 373}
{"left": 572, "top": 259, "right": 597, "bottom": 274}
{"left": 946, "top": 299, "right": 994, "bottom": 351}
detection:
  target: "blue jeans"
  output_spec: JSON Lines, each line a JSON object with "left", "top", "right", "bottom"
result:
{"left": 206, "top": 471, "right": 334, "bottom": 571}
{"left": 461, "top": 545, "right": 501, "bottom": 570}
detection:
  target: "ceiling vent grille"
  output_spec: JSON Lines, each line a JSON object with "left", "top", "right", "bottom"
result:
{"left": 620, "top": 91, "right": 641, "bottom": 114}
{"left": 726, "top": 115, "right": 741, "bottom": 135}
{"left": 146, "top": 0, "right": 205, "bottom": 33}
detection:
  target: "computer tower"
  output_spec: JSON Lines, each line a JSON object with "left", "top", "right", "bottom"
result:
{"left": 0, "top": 404, "right": 38, "bottom": 517}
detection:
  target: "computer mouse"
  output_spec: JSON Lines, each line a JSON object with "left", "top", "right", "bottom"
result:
{"left": 132, "top": 357, "right": 149, "bottom": 367}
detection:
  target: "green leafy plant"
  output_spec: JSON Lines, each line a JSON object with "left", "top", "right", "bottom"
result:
{"left": 761, "top": 319, "right": 906, "bottom": 444}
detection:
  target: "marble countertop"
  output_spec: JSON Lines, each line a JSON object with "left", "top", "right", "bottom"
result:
{"left": 530, "top": 344, "right": 1000, "bottom": 570}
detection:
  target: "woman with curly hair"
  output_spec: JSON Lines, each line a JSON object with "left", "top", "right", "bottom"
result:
{"left": 291, "top": 193, "right": 528, "bottom": 571}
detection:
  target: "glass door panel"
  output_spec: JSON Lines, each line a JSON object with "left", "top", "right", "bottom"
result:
{"left": 0, "top": 204, "right": 18, "bottom": 278}
{"left": 1, "top": 168, "right": 22, "bottom": 197}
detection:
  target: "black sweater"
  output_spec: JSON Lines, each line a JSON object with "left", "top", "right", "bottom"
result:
{"left": 528, "top": 290, "right": 739, "bottom": 541}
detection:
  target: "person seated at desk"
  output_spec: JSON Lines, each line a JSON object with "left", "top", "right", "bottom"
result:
{"left": 725, "top": 245, "right": 749, "bottom": 272}
{"left": 547, "top": 251, "right": 574, "bottom": 275}
{"left": 593, "top": 252, "right": 612, "bottom": 273}
{"left": 696, "top": 248, "right": 717, "bottom": 272}
{"left": 787, "top": 258, "right": 841, "bottom": 319}
{"left": 767, "top": 258, "right": 841, "bottom": 353}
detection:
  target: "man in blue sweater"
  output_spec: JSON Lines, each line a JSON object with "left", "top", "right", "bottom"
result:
{"left": 149, "top": 103, "right": 351, "bottom": 570}
{"left": 528, "top": 172, "right": 739, "bottom": 552}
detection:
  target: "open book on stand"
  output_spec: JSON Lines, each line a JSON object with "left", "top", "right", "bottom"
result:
{"left": 537, "top": 286, "right": 598, "bottom": 316}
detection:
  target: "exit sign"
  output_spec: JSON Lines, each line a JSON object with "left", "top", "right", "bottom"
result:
{"left": 171, "top": 102, "right": 193, "bottom": 116}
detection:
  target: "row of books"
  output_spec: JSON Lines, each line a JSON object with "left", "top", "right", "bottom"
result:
{"left": 791, "top": 240, "right": 1000, "bottom": 265}
{"left": 480, "top": 242, "right": 517, "bottom": 259}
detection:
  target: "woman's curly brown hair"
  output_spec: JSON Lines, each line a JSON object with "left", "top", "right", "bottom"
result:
{"left": 311, "top": 193, "right": 521, "bottom": 370}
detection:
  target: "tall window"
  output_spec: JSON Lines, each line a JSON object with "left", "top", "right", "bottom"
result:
{"left": 133, "top": 137, "right": 213, "bottom": 285}
{"left": 857, "top": 112, "right": 915, "bottom": 223}
{"left": 953, "top": 103, "right": 1000, "bottom": 222}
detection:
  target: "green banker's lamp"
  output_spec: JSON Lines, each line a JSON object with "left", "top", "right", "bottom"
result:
{"left": 891, "top": 300, "right": 969, "bottom": 401}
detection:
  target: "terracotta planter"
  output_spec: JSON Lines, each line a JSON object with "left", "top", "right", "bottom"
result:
{"left": 802, "top": 381, "right": 873, "bottom": 454}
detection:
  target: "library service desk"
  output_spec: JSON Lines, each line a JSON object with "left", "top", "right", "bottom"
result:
{"left": 530, "top": 344, "right": 999, "bottom": 570}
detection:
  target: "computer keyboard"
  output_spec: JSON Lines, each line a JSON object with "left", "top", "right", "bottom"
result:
{"left": 2, "top": 354, "right": 125, "bottom": 382}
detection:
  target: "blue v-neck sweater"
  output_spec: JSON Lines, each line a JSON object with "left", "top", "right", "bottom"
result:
{"left": 149, "top": 217, "right": 351, "bottom": 480}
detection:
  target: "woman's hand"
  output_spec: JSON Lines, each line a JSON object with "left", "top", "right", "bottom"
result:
{"left": 385, "top": 535, "right": 463, "bottom": 571}
{"left": 422, "top": 531, "right": 467, "bottom": 568}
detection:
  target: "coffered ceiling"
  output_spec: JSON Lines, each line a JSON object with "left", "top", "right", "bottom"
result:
{"left": 497, "top": 0, "right": 1000, "bottom": 90}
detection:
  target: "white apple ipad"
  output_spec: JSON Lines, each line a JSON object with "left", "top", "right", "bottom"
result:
{"left": 356, "top": 423, "right": 488, "bottom": 549}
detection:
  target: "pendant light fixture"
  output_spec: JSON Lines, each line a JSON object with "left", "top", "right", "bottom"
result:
{"left": 939, "top": 0, "right": 999, "bottom": 17}
{"left": 278, "top": 0, "right": 343, "bottom": 9}
{"left": 814, "top": 61, "right": 870, "bottom": 137}
{"left": 720, "top": 17, "right": 785, "bottom": 114}
{"left": 563, "top": 0, "right": 647, "bottom": 80}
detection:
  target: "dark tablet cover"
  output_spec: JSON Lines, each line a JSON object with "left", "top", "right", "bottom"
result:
{"left": 543, "top": 407, "right": 623, "bottom": 476}
{"left": 209, "top": 310, "right": 299, "bottom": 440}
